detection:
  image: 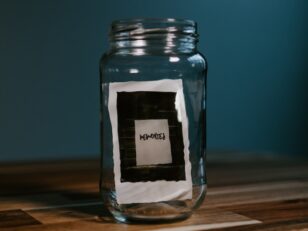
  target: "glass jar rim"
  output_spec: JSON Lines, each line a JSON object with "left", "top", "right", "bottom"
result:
{"left": 111, "top": 18, "right": 196, "bottom": 27}
{"left": 110, "top": 18, "right": 198, "bottom": 39}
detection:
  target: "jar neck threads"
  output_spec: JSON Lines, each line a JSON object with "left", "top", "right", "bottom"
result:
{"left": 109, "top": 18, "right": 198, "bottom": 54}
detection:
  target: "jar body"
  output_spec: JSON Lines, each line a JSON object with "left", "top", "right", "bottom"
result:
{"left": 100, "top": 19, "right": 207, "bottom": 223}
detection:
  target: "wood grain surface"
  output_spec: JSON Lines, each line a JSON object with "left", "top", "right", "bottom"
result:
{"left": 0, "top": 157, "right": 308, "bottom": 230}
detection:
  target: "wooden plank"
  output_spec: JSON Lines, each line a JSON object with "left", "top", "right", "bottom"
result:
{"left": 204, "top": 193, "right": 308, "bottom": 210}
{"left": 0, "top": 194, "right": 74, "bottom": 211}
{"left": 203, "top": 181, "right": 308, "bottom": 208}
{"left": 207, "top": 164, "right": 308, "bottom": 187}
{"left": 0, "top": 160, "right": 99, "bottom": 196}
{"left": 27, "top": 204, "right": 108, "bottom": 224}
{"left": 0, "top": 208, "right": 260, "bottom": 231}
{"left": 1, "top": 180, "right": 307, "bottom": 212}
{"left": 205, "top": 220, "right": 308, "bottom": 231}
{"left": 0, "top": 210, "right": 41, "bottom": 228}
{"left": 220, "top": 199, "right": 308, "bottom": 223}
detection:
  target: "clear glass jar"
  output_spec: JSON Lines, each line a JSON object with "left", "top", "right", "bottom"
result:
{"left": 100, "top": 18, "right": 207, "bottom": 223}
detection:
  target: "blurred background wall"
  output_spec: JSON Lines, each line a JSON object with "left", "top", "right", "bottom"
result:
{"left": 0, "top": 0, "right": 307, "bottom": 162}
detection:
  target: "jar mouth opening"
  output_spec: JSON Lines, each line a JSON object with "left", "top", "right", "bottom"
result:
{"left": 110, "top": 18, "right": 198, "bottom": 41}
{"left": 111, "top": 18, "right": 196, "bottom": 28}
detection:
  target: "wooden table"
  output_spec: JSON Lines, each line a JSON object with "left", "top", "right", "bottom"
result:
{"left": 0, "top": 156, "right": 308, "bottom": 230}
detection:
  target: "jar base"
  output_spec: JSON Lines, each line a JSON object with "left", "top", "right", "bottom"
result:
{"left": 109, "top": 202, "right": 192, "bottom": 223}
{"left": 101, "top": 186, "right": 207, "bottom": 223}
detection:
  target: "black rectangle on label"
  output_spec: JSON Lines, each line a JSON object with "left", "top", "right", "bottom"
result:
{"left": 117, "top": 91, "right": 186, "bottom": 182}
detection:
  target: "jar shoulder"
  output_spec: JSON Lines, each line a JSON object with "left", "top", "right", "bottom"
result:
{"left": 100, "top": 52, "right": 207, "bottom": 83}
{"left": 100, "top": 52, "right": 207, "bottom": 71}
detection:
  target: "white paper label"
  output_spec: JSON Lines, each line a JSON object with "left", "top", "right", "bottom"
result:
{"left": 108, "top": 79, "right": 192, "bottom": 204}
{"left": 135, "top": 119, "right": 172, "bottom": 166}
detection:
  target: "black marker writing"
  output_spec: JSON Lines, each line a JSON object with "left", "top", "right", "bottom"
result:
{"left": 140, "top": 133, "right": 166, "bottom": 141}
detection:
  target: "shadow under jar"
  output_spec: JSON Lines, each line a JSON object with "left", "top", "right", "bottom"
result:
{"left": 100, "top": 18, "right": 207, "bottom": 223}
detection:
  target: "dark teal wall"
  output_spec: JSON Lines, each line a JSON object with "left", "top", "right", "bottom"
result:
{"left": 0, "top": 0, "right": 307, "bottom": 161}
